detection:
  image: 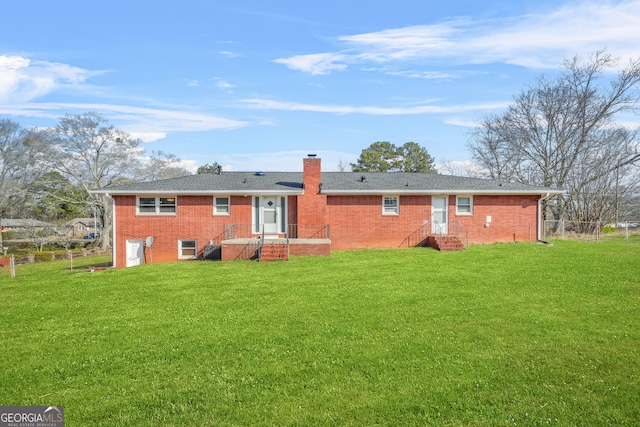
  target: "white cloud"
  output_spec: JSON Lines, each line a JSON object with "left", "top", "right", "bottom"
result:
{"left": 0, "top": 55, "right": 102, "bottom": 103}
{"left": 273, "top": 52, "right": 348, "bottom": 75}
{"left": 444, "top": 117, "right": 479, "bottom": 128}
{"left": 215, "top": 79, "right": 235, "bottom": 90}
{"left": 128, "top": 131, "right": 167, "bottom": 143}
{"left": 172, "top": 158, "right": 199, "bottom": 173}
{"left": 274, "top": 0, "right": 640, "bottom": 74}
{"left": 1, "top": 102, "right": 251, "bottom": 139}
{"left": 241, "top": 98, "right": 508, "bottom": 115}
{"left": 216, "top": 150, "right": 358, "bottom": 172}
{"left": 218, "top": 50, "right": 241, "bottom": 58}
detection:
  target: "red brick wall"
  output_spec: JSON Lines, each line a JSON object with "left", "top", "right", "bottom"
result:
{"left": 451, "top": 194, "right": 539, "bottom": 244}
{"left": 326, "top": 194, "right": 539, "bottom": 250}
{"left": 113, "top": 189, "right": 540, "bottom": 266}
{"left": 113, "top": 194, "right": 253, "bottom": 267}
{"left": 221, "top": 241, "right": 331, "bottom": 261}
{"left": 327, "top": 195, "right": 431, "bottom": 250}
{"left": 290, "top": 242, "right": 331, "bottom": 256}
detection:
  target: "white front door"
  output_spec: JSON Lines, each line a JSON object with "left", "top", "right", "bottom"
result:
{"left": 262, "top": 196, "right": 279, "bottom": 235}
{"left": 432, "top": 196, "right": 448, "bottom": 234}
{"left": 126, "top": 239, "right": 144, "bottom": 267}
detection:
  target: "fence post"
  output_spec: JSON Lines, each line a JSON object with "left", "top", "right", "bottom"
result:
{"left": 10, "top": 254, "right": 15, "bottom": 278}
{"left": 625, "top": 222, "right": 629, "bottom": 242}
{"left": 561, "top": 218, "right": 565, "bottom": 240}
{"left": 596, "top": 220, "right": 600, "bottom": 242}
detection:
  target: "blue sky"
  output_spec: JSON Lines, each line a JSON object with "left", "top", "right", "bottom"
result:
{"left": 1, "top": 0, "right": 639, "bottom": 173}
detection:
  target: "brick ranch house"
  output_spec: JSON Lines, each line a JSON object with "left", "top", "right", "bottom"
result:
{"left": 92, "top": 155, "right": 563, "bottom": 267}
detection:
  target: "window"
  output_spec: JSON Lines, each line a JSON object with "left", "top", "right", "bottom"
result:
{"left": 159, "top": 197, "right": 176, "bottom": 213}
{"left": 383, "top": 196, "right": 399, "bottom": 215}
{"left": 456, "top": 196, "right": 473, "bottom": 215}
{"left": 179, "top": 240, "right": 197, "bottom": 259}
{"left": 139, "top": 197, "right": 157, "bottom": 213}
{"left": 214, "top": 196, "right": 230, "bottom": 215}
{"left": 137, "top": 196, "right": 177, "bottom": 214}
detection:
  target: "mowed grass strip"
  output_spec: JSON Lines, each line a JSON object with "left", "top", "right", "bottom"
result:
{"left": 1, "top": 239, "right": 638, "bottom": 426}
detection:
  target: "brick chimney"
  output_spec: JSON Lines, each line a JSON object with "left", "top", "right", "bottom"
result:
{"left": 298, "top": 155, "right": 327, "bottom": 235}
{"left": 303, "top": 154, "right": 322, "bottom": 192}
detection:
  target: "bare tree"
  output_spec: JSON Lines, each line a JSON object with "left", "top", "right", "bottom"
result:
{"left": 469, "top": 50, "right": 640, "bottom": 224}
{"left": 336, "top": 159, "right": 351, "bottom": 172}
{"left": 142, "top": 151, "right": 192, "bottom": 180}
{"left": 438, "top": 159, "right": 485, "bottom": 178}
{"left": 0, "top": 118, "right": 47, "bottom": 248}
{"left": 26, "top": 225, "right": 55, "bottom": 252}
{"left": 46, "top": 112, "right": 143, "bottom": 250}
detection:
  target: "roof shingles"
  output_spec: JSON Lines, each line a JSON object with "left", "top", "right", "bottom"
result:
{"left": 93, "top": 171, "right": 562, "bottom": 195}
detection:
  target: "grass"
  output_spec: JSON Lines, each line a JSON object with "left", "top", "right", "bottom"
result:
{"left": 1, "top": 238, "right": 639, "bottom": 426}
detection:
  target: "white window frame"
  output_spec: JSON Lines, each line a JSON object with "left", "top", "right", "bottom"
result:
{"left": 456, "top": 195, "right": 473, "bottom": 215}
{"left": 214, "top": 196, "right": 230, "bottom": 215}
{"left": 382, "top": 195, "right": 400, "bottom": 215}
{"left": 178, "top": 239, "right": 197, "bottom": 259}
{"left": 137, "top": 196, "right": 177, "bottom": 215}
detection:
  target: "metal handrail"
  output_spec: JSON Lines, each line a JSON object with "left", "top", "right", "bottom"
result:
{"left": 399, "top": 222, "right": 431, "bottom": 248}
{"left": 448, "top": 220, "right": 469, "bottom": 251}
{"left": 432, "top": 221, "right": 445, "bottom": 249}
{"left": 222, "top": 224, "right": 330, "bottom": 240}
{"left": 256, "top": 228, "right": 265, "bottom": 261}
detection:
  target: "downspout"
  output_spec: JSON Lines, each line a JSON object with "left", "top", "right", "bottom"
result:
{"left": 537, "top": 192, "right": 551, "bottom": 241}
{"left": 107, "top": 193, "right": 116, "bottom": 268}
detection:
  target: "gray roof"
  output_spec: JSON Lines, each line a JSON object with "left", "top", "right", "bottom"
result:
{"left": 94, "top": 172, "right": 304, "bottom": 195}
{"left": 1, "top": 218, "right": 53, "bottom": 227}
{"left": 65, "top": 218, "right": 98, "bottom": 226}
{"left": 321, "top": 172, "right": 562, "bottom": 194}
{"left": 92, "top": 171, "right": 562, "bottom": 196}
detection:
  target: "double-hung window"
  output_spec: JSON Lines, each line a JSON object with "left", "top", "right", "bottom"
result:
{"left": 137, "top": 196, "right": 177, "bottom": 215}
{"left": 214, "top": 196, "right": 230, "bottom": 215}
{"left": 383, "top": 196, "right": 399, "bottom": 215}
{"left": 456, "top": 196, "right": 473, "bottom": 215}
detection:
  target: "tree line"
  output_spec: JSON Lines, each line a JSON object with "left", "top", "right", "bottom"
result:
{"left": 0, "top": 112, "right": 192, "bottom": 249}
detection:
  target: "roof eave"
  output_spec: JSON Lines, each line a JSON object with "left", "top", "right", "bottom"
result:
{"left": 320, "top": 189, "right": 565, "bottom": 196}
{"left": 90, "top": 189, "right": 304, "bottom": 196}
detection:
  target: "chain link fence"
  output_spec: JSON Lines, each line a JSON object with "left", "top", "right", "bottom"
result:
{"left": 543, "top": 220, "right": 640, "bottom": 241}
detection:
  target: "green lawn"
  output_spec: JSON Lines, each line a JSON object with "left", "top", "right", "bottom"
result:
{"left": 1, "top": 238, "right": 639, "bottom": 426}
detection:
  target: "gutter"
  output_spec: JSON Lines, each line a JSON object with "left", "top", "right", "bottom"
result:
{"left": 89, "top": 189, "right": 305, "bottom": 196}
{"left": 320, "top": 189, "right": 565, "bottom": 196}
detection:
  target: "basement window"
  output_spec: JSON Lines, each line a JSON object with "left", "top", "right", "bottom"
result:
{"left": 383, "top": 196, "right": 399, "bottom": 215}
{"left": 456, "top": 196, "right": 473, "bottom": 215}
{"left": 179, "top": 239, "right": 197, "bottom": 259}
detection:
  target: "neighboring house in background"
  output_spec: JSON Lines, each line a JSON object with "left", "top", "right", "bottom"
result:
{"left": 92, "top": 155, "right": 564, "bottom": 268}
{"left": 65, "top": 218, "right": 99, "bottom": 236}
{"left": 0, "top": 218, "right": 53, "bottom": 231}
